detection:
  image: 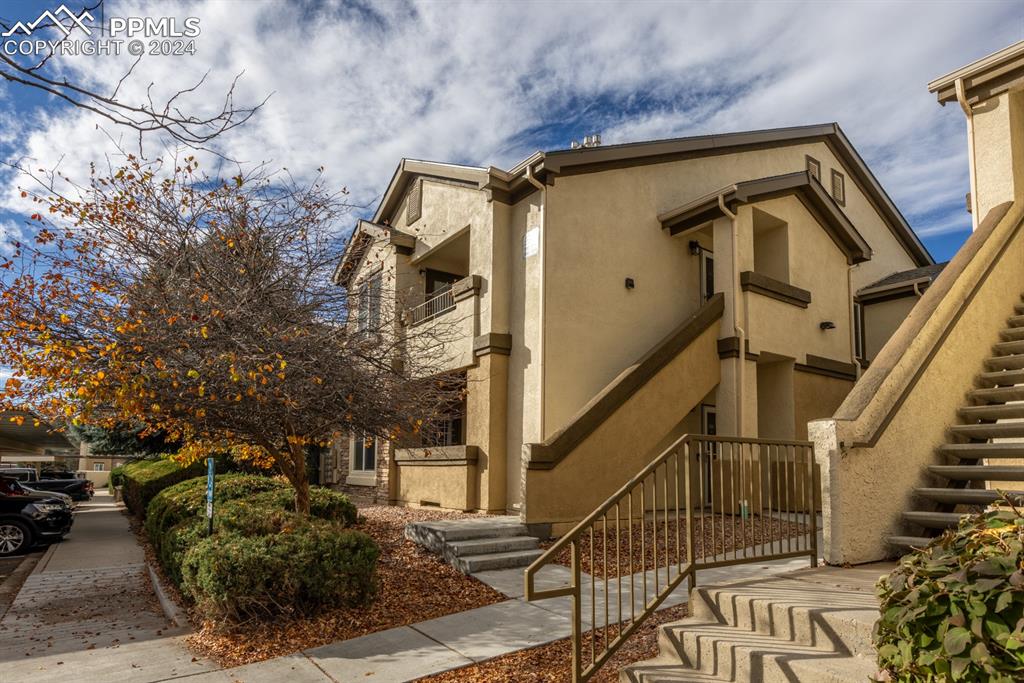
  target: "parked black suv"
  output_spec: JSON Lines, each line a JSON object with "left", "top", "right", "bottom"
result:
{"left": 0, "top": 467, "right": 93, "bottom": 501}
{"left": 0, "top": 476, "right": 73, "bottom": 556}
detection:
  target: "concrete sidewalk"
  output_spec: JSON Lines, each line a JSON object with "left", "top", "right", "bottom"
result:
{"left": 0, "top": 491, "right": 218, "bottom": 683}
{"left": 183, "top": 547, "right": 819, "bottom": 683}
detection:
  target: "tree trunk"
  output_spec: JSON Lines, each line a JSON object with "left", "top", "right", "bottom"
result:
{"left": 282, "top": 443, "right": 311, "bottom": 516}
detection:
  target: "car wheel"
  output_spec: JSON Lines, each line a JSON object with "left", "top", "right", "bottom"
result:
{"left": 0, "top": 520, "right": 31, "bottom": 556}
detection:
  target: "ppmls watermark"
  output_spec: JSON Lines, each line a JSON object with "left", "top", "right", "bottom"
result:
{"left": 2, "top": 4, "right": 200, "bottom": 57}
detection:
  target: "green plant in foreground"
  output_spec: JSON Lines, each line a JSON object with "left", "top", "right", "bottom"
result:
{"left": 874, "top": 499, "right": 1024, "bottom": 682}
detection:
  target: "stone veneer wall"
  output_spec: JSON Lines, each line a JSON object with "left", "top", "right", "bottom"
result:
{"left": 326, "top": 436, "right": 392, "bottom": 505}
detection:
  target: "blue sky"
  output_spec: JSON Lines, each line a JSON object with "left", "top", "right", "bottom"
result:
{"left": 0, "top": 0, "right": 1023, "bottom": 267}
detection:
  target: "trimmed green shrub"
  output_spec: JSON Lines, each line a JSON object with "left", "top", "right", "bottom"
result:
{"left": 109, "top": 464, "right": 126, "bottom": 488}
{"left": 875, "top": 504, "right": 1024, "bottom": 682}
{"left": 121, "top": 459, "right": 205, "bottom": 516}
{"left": 146, "top": 474, "right": 288, "bottom": 544}
{"left": 181, "top": 518, "right": 378, "bottom": 622}
{"left": 247, "top": 487, "right": 358, "bottom": 525}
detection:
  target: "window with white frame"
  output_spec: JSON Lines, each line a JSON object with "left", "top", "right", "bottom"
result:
{"left": 93, "top": 463, "right": 105, "bottom": 471}
{"left": 351, "top": 435, "right": 376, "bottom": 472}
{"left": 357, "top": 273, "right": 382, "bottom": 333}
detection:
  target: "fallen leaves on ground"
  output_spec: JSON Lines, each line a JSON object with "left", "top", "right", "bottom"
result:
{"left": 182, "top": 505, "right": 505, "bottom": 666}
{"left": 416, "top": 603, "right": 690, "bottom": 683}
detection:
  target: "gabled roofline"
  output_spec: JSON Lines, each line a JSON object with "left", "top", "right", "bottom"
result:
{"left": 371, "top": 159, "right": 489, "bottom": 225}
{"left": 928, "top": 41, "right": 1024, "bottom": 105}
{"left": 658, "top": 171, "right": 872, "bottom": 265}
{"left": 357, "top": 123, "right": 932, "bottom": 270}
{"left": 333, "top": 219, "right": 415, "bottom": 288}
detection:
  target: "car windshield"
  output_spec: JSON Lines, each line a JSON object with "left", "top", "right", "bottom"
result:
{"left": 0, "top": 477, "right": 27, "bottom": 495}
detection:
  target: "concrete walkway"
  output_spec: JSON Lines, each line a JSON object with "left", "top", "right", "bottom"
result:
{"left": 0, "top": 491, "right": 218, "bottom": 683}
{"left": 184, "top": 547, "right": 820, "bottom": 683}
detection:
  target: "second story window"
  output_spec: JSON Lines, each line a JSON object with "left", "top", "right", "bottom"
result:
{"left": 357, "top": 273, "right": 382, "bottom": 332}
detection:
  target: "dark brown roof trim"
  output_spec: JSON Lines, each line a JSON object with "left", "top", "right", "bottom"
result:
{"left": 929, "top": 41, "right": 1024, "bottom": 106}
{"left": 799, "top": 354, "right": 857, "bottom": 381}
{"left": 740, "top": 271, "right": 812, "bottom": 308}
{"left": 660, "top": 171, "right": 871, "bottom": 265}
{"left": 526, "top": 293, "right": 724, "bottom": 470}
{"left": 717, "top": 336, "right": 758, "bottom": 361}
{"left": 541, "top": 123, "right": 929, "bottom": 267}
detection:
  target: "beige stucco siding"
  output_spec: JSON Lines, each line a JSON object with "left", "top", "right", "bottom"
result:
{"left": 542, "top": 145, "right": 896, "bottom": 439}
{"left": 505, "top": 193, "right": 544, "bottom": 508}
{"left": 862, "top": 296, "right": 919, "bottom": 361}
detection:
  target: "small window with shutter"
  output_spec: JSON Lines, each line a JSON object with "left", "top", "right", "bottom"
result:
{"left": 407, "top": 179, "right": 422, "bottom": 225}
{"left": 831, "top": 169, "right": 846, "bottom": 206}
{"left": 805, "top": 155, "right": 821, "bottom": 182}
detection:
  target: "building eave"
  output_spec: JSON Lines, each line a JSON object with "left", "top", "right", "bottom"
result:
{"left": 929, "top": 40, "right": 1024, "bottom": 106}
{"left": 659, "top": 170, "right": 872, "bottom": 265}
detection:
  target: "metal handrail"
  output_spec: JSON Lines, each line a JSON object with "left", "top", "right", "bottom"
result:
{"left": 523, "top": 433, "right": 819, "bottom": 682}
{"left": 409, "top": 288, "right": 455, "bottom": 325}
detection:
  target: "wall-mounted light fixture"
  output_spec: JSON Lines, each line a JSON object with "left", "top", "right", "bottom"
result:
{"left": 819, "top": 321, "right": 836, "bottom": 330}
{"left": 688, "top": 240, "right": 702, "bottom": 256}
{"left": 625, "top": 277, "right": 636, "bottom": 290}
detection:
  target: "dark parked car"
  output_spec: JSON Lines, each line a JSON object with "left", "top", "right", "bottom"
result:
{"left": 0, "top": 467, "right": 93, "bottom": 501}
{"left": 0, "top": 476, "right": 73, "bottom": 556}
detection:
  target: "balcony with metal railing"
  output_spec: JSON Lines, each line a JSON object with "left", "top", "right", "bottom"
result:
{"left": 404, "top": 275, "right": 481, "bottom": 374}
{"left": 409, "top": 287, "right": 456, "bottom": 326}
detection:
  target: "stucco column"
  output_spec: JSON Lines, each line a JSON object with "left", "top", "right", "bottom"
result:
{"left": 971, "top": 89, "right": 1024, "bottom": 220}
{"left": 467, "top": 351, "right": 509, "bottom": 512}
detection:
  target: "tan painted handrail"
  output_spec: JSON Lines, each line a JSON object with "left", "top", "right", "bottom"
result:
{"left": 524, "top": 433, "right": 818, "bottom": 682}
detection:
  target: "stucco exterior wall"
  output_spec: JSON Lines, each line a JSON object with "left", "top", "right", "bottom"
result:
{"left": 862, "top": 296, "right": 919, "bottom": 362}
{"left": 972, "top": 90, "right": 1024, "bottom": 219}
{"left": 541, "top": 143, "right": 917, "bottom": 441}
{"left": 812, "top": 202, "right": 1021, "bottom": 565}
{"left": 524, "top": 321, "right": 720, "bottom": 525}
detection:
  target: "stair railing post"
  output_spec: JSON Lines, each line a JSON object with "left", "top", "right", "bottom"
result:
{"left": 685, "top": 439, "right": 697, "bottom": 591}
{"left": 571, "top": 538, "right": 582, "bottom": 682}
{"left": 808, "top": 445, "right": 819, "bottom": 568}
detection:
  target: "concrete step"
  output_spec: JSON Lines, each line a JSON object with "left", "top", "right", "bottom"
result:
{"left": 1007, "top": 314, "right": 1024, "bottom": 328}
{"left": 623, "top": 571, "right": 883, "bottom": 683}
{"left": 444, "top": 535, "right": 539, "bottom": 559}
{"left": 929, "top": 464, "right": 1024, "bottom": 480}
{"left": 993, "top": 339, "right": 1024, "bottom": 356}
{"left": 902, "top": 510, "right": 964, "bottom": 529}
{"left": 915, "top": 487, "right": 1024, "bottom": 505}
{"left": 452, "top": 548, "right": 544, "bottom": 573}
{"left": 969, "top": 385, "right": 1024, "bottom": 403}
{"left": 986, "top": 354, "right": 1024, "bottom": 371}
{"left": 886, "top": 535, "right": 935, "bottom": 549}
{"left": 404, "top": 516, "right": 528, "bottom": 553}
{"left": 1001, "top": 327, "right": 1024, "bottom": 342}
{"left": 949, "top": 422, "right": 1024, "bottom": 439}
{"left": 977, "top": 368, "right": 1024, "bottom": 387}
{"left": 1015, "top": 302, "right": 1024, "bottom": 315}
{"left": 938, "top": 441, "right": 1024, "bottom": 457}
{"left": 959, "top": 402, "right": 1024, "bottom": 420}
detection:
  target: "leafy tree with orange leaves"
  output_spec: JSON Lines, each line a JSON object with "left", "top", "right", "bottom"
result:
{"left": 0, "top": 155, "right": 460, "bottom": 514}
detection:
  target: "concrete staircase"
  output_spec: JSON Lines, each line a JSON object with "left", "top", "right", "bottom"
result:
{"left": 404, "top": 515, "right": 543, "bottom": 574}
{"left": 889, "top": 297, "right": 1024, "bottom": 550}
{"left": 620, "top": 564, "right": 888, "bottom": 682}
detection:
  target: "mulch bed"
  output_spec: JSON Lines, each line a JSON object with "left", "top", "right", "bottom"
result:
{"left": 133, "top": 504, "right": 506, "bottom": 667}
{"left": 546, "top": 513, "right": 809, "bottom": 577}
{"left": 416, "top": 603, "right": 690, "bottom": 683}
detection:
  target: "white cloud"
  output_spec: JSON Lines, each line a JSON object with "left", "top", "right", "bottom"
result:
{"left": 0, "top": 0, "right": 1016, "bottom": 252}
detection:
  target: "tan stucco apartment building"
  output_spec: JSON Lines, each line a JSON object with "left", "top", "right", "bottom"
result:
{"left": 329, "top": 123, "right": 933, "bottom": 531}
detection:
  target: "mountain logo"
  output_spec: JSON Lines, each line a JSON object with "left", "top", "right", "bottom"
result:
{"left": 2, "top": 4, "right": 95, "bottom": 38}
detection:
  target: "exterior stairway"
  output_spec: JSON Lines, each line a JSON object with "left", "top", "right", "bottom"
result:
{"left": 888, "top": 297, "right": 1024, "bottom": 550}
{"left": 620, "top": 564, "right": 888, "bottom": 682}
{"left": 404, "top": 516, "right": 542, "bottom": 573}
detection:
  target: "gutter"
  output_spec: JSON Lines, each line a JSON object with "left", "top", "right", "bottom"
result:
{"left": 718, "top": 193, "right": 746, "bottom": 435}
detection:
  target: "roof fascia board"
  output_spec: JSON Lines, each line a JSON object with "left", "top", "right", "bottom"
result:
{"left": 928, "top": 41, "right": 1024, "bottom": 104}
{"left": 371, "top": 159, "right": 488, "bottom": 224}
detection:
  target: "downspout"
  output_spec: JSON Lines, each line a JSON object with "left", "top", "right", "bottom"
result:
{"left": 847, "top": 262, "right": 861, "bottom": 379}
{"left": 525, "top": 165, "right": 547, "bottom": 441}
{"left": 956, "top": 77, "right": 980, "bottom": 231}
{"left": 718, "top": 194, "right": 745, "bottom": 436}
